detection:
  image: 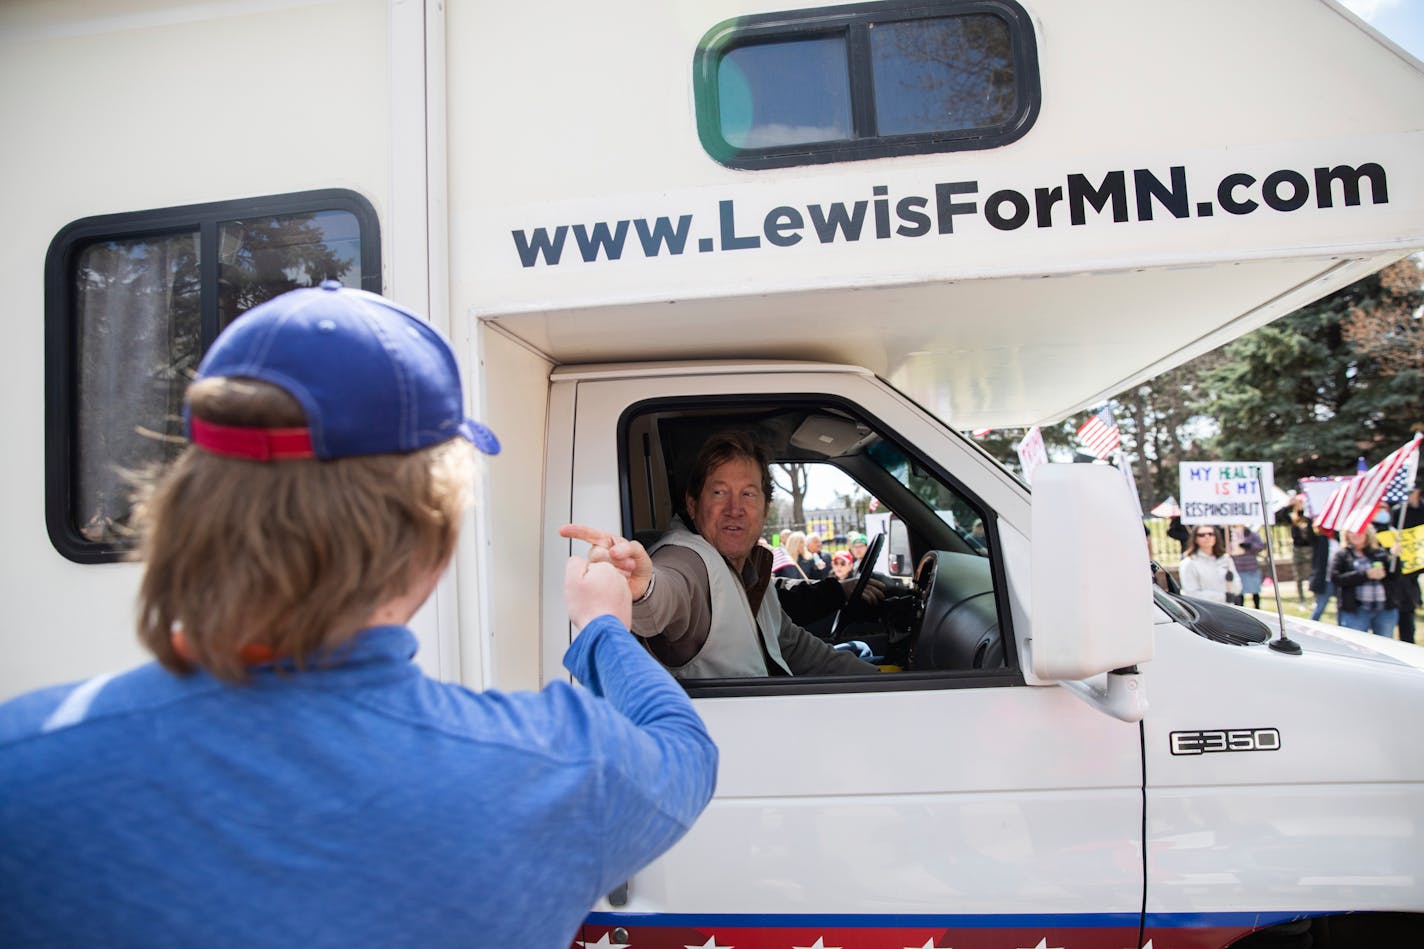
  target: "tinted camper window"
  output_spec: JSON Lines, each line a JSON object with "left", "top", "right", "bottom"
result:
{"left": 695, "top": 0, "right": 1039, "bottom": 169}
{"left": 720, "top": 36, "right": 853, "bottom": 148}
{"left": 869, "top": 15, "right": 1016, "bottom": 136}
{"left": 46, "top": 191, "right": 380, "bottom": 563}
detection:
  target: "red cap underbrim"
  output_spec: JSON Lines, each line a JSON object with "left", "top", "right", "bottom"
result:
{"left": 189, "top": 417, "right": 315, "bottom": 461}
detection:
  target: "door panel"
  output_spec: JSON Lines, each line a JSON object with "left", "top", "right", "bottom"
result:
{"left": 565, "top": 369, "right": 1144, "bottom": 946}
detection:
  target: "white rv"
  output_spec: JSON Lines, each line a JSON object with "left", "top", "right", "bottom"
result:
{"left": 3, "top": 0, "right": 1423, "bottom": 945}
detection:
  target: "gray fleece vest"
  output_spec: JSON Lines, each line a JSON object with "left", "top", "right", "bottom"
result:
{"left": 649, "top": 520, "right": 791, "bottom": 678}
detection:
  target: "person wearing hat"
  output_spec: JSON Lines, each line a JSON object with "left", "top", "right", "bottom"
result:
{"left": 848, "top": 532, "right": 870, "bottom": 565}
{"left": 0, "top": 283, "right": 717, "bottom": 947}
{"left": 845, "top": 530, "right": 903, "bottom": 590}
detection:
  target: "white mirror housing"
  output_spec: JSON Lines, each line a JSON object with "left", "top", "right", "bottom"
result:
{"left": 1029, "top": 464, "right": 1155, "bottom": 681}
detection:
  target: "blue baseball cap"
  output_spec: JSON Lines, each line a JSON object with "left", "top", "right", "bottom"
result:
{"left": 187, "top": 280, "right": 499, "bottom": 460}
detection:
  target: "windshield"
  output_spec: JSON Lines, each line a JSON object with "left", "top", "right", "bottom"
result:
{"left": 1153, "top": 586, "right": 1193, "bottom": 623}
{"left": 865, "top": 439, "right": 985, "bottom": 548}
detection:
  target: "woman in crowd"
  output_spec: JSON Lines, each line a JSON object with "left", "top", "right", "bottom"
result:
{"left": 1178, "top": 525, "right": 1236, "bottom": 602}
{"left": 774, "top": 531, "right": 810, "bottom": 580}
{"left": 830, "top": 550, "right": 855, "bottom": 582}
{"left": 1329, "top": 525, "right": 1402, "bottom": 637}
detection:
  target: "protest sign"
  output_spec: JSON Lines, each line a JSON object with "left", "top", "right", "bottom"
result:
{"left": 1298, "top": 476, "right": 1351, "bottom": 519}
{"left": 1016, "top": 427, "right": 1047, "bottom": 485}
{"left": 1179, "top": 462, "right": 1275, "bottom": 525}
{"left": 1377, "top": 526, "right": 1424, "bottom": 575}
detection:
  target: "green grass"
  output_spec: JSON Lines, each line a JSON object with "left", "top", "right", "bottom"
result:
{"left": 1219, "top": 576, "right": 1423, "bottom": 639}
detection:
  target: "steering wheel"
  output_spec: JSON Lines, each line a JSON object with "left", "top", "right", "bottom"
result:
{"left": 830, "top": 532, "right": 885, "bottom": 642}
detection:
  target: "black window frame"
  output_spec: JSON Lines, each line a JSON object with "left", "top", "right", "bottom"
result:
{"left": 45, "top": 189, "right": 381, "bottom": 564}
{"left": 694, "top": 0, "right": 1040, "bottom": 170}
{"left": 617, "top": 393, "right": 1023, "bottom": 698}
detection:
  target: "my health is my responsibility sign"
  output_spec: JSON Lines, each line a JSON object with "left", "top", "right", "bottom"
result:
{"left": 1179, "top": 462, "right": 1275, "bottom": 526}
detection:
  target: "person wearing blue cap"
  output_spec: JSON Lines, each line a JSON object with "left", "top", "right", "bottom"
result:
{"left": 0, "top": 282, "right": 717, "bottom": 947}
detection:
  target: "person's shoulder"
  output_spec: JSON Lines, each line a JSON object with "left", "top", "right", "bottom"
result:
{"left": 0, "top": 662, "right": 186, "bottom": 749}
{"left": 0, "top": 681, "right": 76, "bottom": 746}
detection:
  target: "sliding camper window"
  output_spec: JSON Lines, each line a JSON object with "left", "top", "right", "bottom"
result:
{"left": 45, "top": 190, "right": 380, "bottom": 564}
{"left": 694, "top": 0, "right": 1039, "bottom": 169}
{"left": 620, "top": 398, "right": 1020, "bottom": 697}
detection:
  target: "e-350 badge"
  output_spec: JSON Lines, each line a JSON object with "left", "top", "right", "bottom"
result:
{"left": 1170, "top": 728, "right": 1281, "bottom": 755}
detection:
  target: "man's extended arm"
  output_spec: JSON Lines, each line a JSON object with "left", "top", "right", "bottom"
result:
{"left": 631, "top": 546, "right": 713, "bottom": 645}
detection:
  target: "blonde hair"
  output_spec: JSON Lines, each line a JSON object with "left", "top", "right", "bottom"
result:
{"left": 131, "top": 378, "right": 475, "bottom": 682}
{"left": 785, "top": 531, "right": 807, "bottom": 560}
{"left": 1342, "top": 525, "right": 1380, "bottom": 549}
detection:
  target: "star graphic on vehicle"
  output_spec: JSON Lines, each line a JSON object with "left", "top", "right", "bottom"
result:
{"left": 1017, "top": 940, "right": 1064, "bottom": 949}
{"left": 793, "top": 939, "right": 842, "bottom": 949}
{"left": 685, "top": 938, "right": 733, "bottom": 949}
{"left": 580, "top": 933, "right": 631, "bottom": 949}
{"left": 905, "top": 939, "right": 952, "bottom": 949}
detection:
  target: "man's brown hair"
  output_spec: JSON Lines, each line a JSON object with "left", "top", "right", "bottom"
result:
{"left": 684, "top": 430, "right": 774, "bottom": 513}
{"left": 131, "top": 377, "right": 475, "bottom": 683}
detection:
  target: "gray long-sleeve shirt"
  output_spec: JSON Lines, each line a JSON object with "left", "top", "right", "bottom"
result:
{"left": 632, "top": 541, "right": 875, "bottom": 676}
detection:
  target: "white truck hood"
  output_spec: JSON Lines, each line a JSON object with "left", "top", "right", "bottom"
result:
{"left": 1254, "top": 611, "right": 1424, "bottom": 670}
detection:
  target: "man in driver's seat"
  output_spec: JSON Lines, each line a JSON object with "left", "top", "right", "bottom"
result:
{"left": 561, "top": 432, "right": 877, "bottom": 678}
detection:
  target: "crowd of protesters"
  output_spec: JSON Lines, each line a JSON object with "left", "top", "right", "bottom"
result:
{"left": 767, "top": 528, "right": 871, "bottom": 581}
{"left": 1160, "top": 484, "right": 1423, "bottom": 643}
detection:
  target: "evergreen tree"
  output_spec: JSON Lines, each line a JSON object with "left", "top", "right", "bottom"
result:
{"left": 968, "top": 258, "right": 1421, "bottom": 504}
{"left": 1202, "top": 258, "right": 1423, "bottom": 486}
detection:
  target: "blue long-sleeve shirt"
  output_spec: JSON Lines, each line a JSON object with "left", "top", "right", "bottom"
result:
{"left": 0, "top": 615, "right": 716, "bottom": 948}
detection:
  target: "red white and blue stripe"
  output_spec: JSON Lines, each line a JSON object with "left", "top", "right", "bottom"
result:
{"left": 1316, "top": 435, "right": 1422, "bottom": 535}
{"left": 577, "top": 910, "right": 1331, "bottom": 948}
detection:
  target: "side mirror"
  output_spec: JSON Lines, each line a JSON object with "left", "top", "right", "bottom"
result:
{"left": 1030, "top": 464, "right": 1154, "bottom": 681}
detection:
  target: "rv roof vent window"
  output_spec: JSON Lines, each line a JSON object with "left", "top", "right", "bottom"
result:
{"left": 695, "top": 0, "right": 1039, "bottom": 170}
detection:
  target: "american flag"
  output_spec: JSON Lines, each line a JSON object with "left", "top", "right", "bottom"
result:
{"left": 1383, "top": 447, "right": 1420, "bottom": 505}
{"left": 1316, "top": 434, "right": 1422, "bottom": 535}
{"left": 1075, "top": 406, "right": 1121, "bottom": 460}
{"left": 1314, "top": 456, "right": 1367, "bottom": 533}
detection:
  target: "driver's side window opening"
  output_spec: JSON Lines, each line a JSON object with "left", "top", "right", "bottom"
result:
{"left": 620, "top": 397, "right": 1017, "bottom": 691}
